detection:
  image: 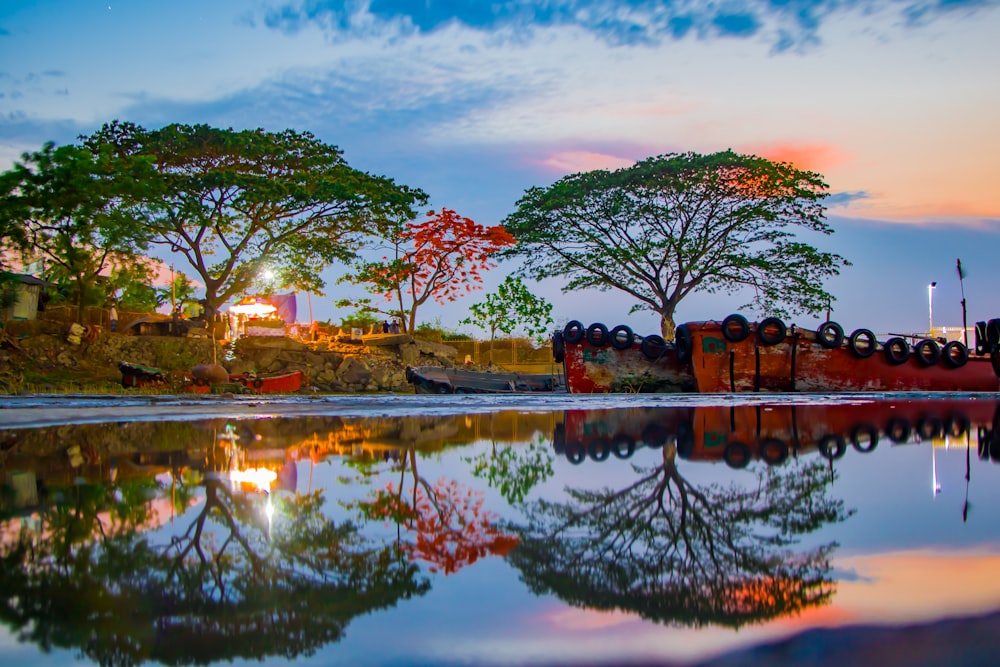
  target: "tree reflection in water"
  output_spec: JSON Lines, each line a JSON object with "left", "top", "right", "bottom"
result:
{"left": 0, "top": 471, "right": 429, "bottom": 666}
{"left": 507, "top": 443, "right": 853, "bottom": 628}
{"left": 354, "top": 447, "right": 520, "bottom": 575}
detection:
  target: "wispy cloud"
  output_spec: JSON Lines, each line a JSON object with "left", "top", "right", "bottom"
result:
{"left": 264, "top": 0, "right": 1000, "bottom": 49}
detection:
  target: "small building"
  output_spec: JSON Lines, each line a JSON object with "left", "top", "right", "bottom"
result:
{"left": 1, "top": 273, "right": 52, "bottom": 322}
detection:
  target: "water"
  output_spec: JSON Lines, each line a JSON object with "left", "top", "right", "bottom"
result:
{"left": 2, "top": 392, "right": 1000, "bottom": 667}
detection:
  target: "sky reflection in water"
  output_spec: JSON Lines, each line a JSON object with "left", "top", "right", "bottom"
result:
{"left": 2, "top": 394, "right": 1000, "bottom": 666}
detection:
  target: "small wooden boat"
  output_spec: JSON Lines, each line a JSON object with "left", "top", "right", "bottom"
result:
{"left": 118, "top": 361, "right": 171, "bottom": 388}
{"left": 405, "top": 365, "right": 563, "bottom": 394}
{"left": 119, "top": 361, "right": 304, "bottom": 394}
{"left": 555, "top": 316, "right": 1000, "bottom": 394}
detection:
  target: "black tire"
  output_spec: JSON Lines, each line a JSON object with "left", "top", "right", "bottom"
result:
{"left": 585, "top": 322, "right": 610, "bottom": 347}
{"left": 942, "top": 341, "right": 969, "bottom": 368}
{"left": 675, "top": 324, "right": 693, "bottom": 363}
{"left": 252, "top": 378, "right": 264, "bottom": 389}
{"left": 886, "top": 417, "right": 912, "bottom": 444}
{"left": 640, "top": 335, "right": 668, "bottom": 360}
{"left": 757, "top": 317, "right": 787, "bottom": 346}
{"left": 563, "top": 320, "right": 585, "bottom": 344}
{"left": 917, "top": 416, "right": 943, "bottom": 440}
{"left": 724, "top": 442, "right": 752, "bottom": 469}
{"left": 609, "top": 325, "right": 634, "bottom": 351}
{"left": 760, "top": 438, "right": 789, "bottom": 465}
{"left": 565, "top": 443, "right": 586, "bottom": 465}
{"left": 914, "top": 339, "right": 941, "bottom": 366}
{"left": 850, "top": 423, "right": 879, "bottom": 453}
{"left": 818, "top": 434, "right": 847, "bottom": 460}
{"left": 642, "top": 423, "right": 668, "bottom": 448}
{"left": 884, "top": 337, "right": 910, "bottom": 365}
{"left": 611, "top": 434, "right": 636, "bottom": 459}
{"left": 552, "top": 332, "right": 566, "bottom": 363}
{"left": 589, "top": 437, "right": 611, "bottom": 462}
{"left": 817, "top": 321, "right": 845, "bottom": 349}
{"left": 944, "top": 414, "right": 970, "bottom": 438}
{"left": 849, "top": 329, "right": 878, "bottom": 359}
{"left": 721, "top": 314, "right": 750, "bottom": 342}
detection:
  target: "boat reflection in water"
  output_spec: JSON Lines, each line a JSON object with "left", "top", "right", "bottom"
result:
{"left": 2, "top": 397, "right": 1000, "bottom": 666}
{"left": 555, "top": 398, "right": 1000, "bottom": 468}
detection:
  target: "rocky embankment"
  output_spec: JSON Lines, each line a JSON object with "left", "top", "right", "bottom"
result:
{"left": 0, "top": 320, "right": 459, "bottom": 393}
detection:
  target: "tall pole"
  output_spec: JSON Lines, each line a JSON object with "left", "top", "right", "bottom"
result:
{"left": 957, "top": 259, "right": 969, "bottom": 347}
{"left": 928, "top": 282, "right": 937, "bottom": 336}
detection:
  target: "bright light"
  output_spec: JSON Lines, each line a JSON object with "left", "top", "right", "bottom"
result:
{"left": 263, "top": 269, "right": 275, "bottom": 280}
{"left": 229, "top": 467, "right": 277, "bottom": 492}
{"left": 928, "top": 281, "right": 937, "bottom": 335}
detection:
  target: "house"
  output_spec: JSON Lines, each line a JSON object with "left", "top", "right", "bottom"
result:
{"left": 1, "top": 273, "right": 52, "bottom": 322}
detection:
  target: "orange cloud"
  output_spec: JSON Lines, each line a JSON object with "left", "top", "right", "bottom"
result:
{"left": 535, "top": 150, "right": 635, "bottom": 175}
{"left": 741, "top": 142, "right": 850, "bottom": 172}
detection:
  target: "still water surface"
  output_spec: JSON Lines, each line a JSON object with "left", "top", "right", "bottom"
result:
{"left": 2, "top": 393, "right": 1000, "bottom": 666}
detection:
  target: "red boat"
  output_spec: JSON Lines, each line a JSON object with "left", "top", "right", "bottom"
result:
{"left": 554, "top": 317, "right": 1000, "bottom": 393}
{"left": 119, "top": 361, "right": 304, "bottom": 394}
{"left": 553, "top": 321, "right": 694, "bottom": 393}
{"left": 554, "top": 399, "right": 1000, "bottom": 468}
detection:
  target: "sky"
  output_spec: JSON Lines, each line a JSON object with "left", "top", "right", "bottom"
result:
{"left": 2, "top": 0, "right": 999, "bottom": 337}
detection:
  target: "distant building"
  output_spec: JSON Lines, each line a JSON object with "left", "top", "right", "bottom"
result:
{"left": 1, "top": 273, "right": 52, "bottom": 322}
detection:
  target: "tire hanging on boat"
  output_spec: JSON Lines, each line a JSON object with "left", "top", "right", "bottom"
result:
{"left": 723, "top": 442, "right": 752, "bottom": 469}
{"left": 818, "top": 434, "right": 847, "bottom": 460}
{"left": 721, "top": 314, "right": 750, "bottom": 342}
{"left": 585, "top": 322, "right": 610, "bottom": 347}
{"left": 757, "top": 317, "right": 787, "bottom": 346}
{"left": 884, "top": 337, "right": 910, "bottom": 365}
{"left": 760, "top": 438, "right": 789, "bottom": 465}
{"left": 942, "top": 340, "right": 969, "bottom": 368}
{"left": 551, "top": 331, "right": 566, "bottom": 363}
{"left": 641, "top": 334, "right": 668, "bottom": 360}
{"left": 674, "top": 324, "right": 693, "bottom": 363}
{"left": 252, "top": 378, "right": 264, "bottom": 389}
{"left": 563, "top": 320, "right": 585, "bottom": 344}
{"left": 850, "top": 423, "right": 879, "bottom": 453}
{"left": 817, "top": 321, "right": 845, "bottom": 349}
{"left": 848, "top": 328, "right": 878, "bottom": 358}
{"left": 913, "top": 339, "right": 941, "bottom": 366}
{"left": 609, "top": 324, "right": 634, "bottom": 350}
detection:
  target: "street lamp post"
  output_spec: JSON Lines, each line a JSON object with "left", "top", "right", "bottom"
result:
{"left": 928, "top": 281, "right": 937, "bottom": 336}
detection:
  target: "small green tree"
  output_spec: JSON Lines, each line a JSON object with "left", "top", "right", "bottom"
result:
{"left": 460, "top": 276, "right": 554, "bottom": 362}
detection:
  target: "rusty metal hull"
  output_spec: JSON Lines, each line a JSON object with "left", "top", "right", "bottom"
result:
{"left": 554, "top": 399, "right": 1000, "bottom": 468}
{"left": 561, "top": 339, "right": 695, "bottom": 393}
{"left": 684, "top": 321, "right": 999, "bottom": 393}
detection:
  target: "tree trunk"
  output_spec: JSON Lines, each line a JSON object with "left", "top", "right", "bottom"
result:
{"left": 660, "top": 315, "right": 676, "bottom": 340}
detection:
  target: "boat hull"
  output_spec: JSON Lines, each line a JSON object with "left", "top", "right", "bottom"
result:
{"left": 557, "top": 326, "right": 695, "bottom": 394}
{"left": 406, "top": 366, "right": 562, "bottom": 394}
{"left": 119, "top": 361, "right": 304, "bottom": 394}
{"left": 682, "top": 320, "right": 999, "bottom": 393}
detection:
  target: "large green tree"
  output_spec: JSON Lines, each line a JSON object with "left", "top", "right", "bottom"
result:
{"left": 0, "top": 142, "right": 150, "bottom": 321}
{"left": 83, "top": 121, "right": 427, "bottom": 319}
{"left": 502, "top": 151, "right": 849, "bottom": 337}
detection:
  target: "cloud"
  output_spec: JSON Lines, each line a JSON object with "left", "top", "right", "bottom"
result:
{"left": 263, "top": 0, "right": 1000, "bottom": 49}
{"left": 534, "top": 150, "right": 635, "bottom": 174}
{"left": 742, "top": 142, "right": 850, "bottom": 172}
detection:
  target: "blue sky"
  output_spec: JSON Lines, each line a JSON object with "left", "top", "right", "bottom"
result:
{"left": 2, "top": 0, "right": 999, "bottom": 335}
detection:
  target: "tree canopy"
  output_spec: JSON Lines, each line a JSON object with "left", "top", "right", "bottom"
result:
{"left": 460, "top": 276, "right": 554, "bottom": 359}
{"left": 502, "top": 151, "right": 850, "bottom": 337}
{"left": 339, "top": 207, "right": 516, "bottom": 333}
{"left": 0, "top": 141, "right": 151, "bottom": 320}
{"left": 82, "top": 121, "right": 427, "bottom": 318}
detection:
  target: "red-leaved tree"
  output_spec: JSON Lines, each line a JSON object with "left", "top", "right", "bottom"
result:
{"left": 339, "top": 208, "right": 516, "bottom": 333}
